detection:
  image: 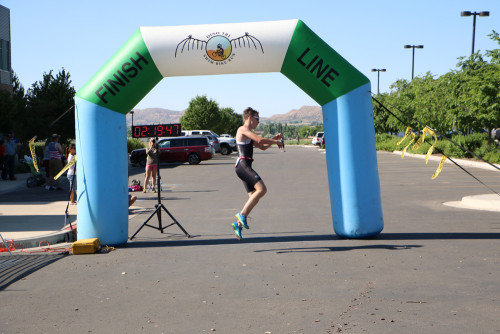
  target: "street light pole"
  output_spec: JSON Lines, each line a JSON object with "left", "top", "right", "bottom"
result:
{"left": 371, "top": 69, "right": 386, "bottom": 94}
{"left": 404, "top": 45, "right": 424, "bottom": 80}
{"left": 461, "top": 11, "right": 490, "bottom": 55}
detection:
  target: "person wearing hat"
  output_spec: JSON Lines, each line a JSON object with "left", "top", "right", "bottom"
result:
{"left": 48, "top": 134, "right": 64, "bottom": 190}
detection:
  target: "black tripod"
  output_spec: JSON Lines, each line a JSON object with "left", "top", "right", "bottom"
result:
{"left": 129, "top": 137, "right": 191, "bottom": 240}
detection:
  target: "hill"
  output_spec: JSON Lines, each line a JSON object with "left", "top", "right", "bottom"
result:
{"left": 126, "top": 105, "right": 322, "bottom": 126}
{"left": 126, "top": 108, "right": 185, "bottom": 126}
{"left": 262, "top": 106, "right": 322, "bottom": 124}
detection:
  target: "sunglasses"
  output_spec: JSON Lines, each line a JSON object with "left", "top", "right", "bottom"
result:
{"left": 252, "top": 116, "right": 260, "bottom": 122}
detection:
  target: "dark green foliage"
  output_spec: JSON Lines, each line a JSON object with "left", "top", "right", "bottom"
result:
{"left": 127, "top": 138, "right": 145, "bottom": 153}
{"left": 180, "top": 95, "right": 243, "bottom": 136}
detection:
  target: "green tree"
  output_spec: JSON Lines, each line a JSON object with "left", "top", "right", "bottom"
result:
{"left": 181, "top": 95, "right": 221, "bottom": 131}
{"left": 180, "top": 95, "right": 244, "bottom": 136}
{"left": 0, "top": 73, "right": 26, "bottom": 136}
{"left": 22, "top": 68, "right": 75, "bottom": 142}
{"left": 218, "top": 107, "right": 243, "bottom": 136}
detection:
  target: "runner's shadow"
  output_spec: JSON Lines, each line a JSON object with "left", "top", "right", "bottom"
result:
{"left": 254, "top": 244, "right": 422, "bottom": 254}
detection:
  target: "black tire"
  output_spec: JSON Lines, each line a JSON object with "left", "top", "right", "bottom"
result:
{"left": 187, "top": 153, "right": 200, "bottom": 165}
{"left": 26, "top": 177, "right": 36, "bottom": 188}
{"left": 220, "top": 144, "right": 231, "bottom": 155}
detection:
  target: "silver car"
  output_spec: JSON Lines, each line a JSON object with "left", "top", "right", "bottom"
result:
{"left": 204, "top": 134, "right": 220, "bottom": 154}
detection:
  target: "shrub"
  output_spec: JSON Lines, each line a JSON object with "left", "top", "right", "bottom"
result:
{"left": 127, "top": 138, "right": 145, "bottom": 153}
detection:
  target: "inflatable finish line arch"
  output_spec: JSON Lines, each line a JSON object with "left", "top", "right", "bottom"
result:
{"left": 75, "top": 19, "right": 384, "bottom": 245}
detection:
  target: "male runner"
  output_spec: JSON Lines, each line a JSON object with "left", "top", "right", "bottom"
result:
{"left": 233, "top": 107, "right": 283, "bottom": 240}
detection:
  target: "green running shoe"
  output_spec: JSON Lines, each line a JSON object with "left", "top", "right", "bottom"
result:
{"left": 232, "top": 222, "right": 242, "bottom": 240}
{"left": 236, "top": 212, "right": 249, "bottom": 229}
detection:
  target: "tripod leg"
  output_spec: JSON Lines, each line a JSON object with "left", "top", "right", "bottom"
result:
{"left": 161, "top": 205, "right": 191, "bottom": 237}
{"left": 129, "top": 205, "right": 162, "bottom": 240}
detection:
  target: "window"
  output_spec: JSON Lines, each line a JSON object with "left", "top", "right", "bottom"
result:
{"left": 170, "top": 139, "right": 186, "bottom": 147}
{"left": 188, "top": 137, "right": 208, "bottom": 146}
{"left": 159, "top": 140, "right": 171, "bottom": 148}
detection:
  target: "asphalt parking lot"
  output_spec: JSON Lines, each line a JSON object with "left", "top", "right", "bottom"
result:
{"left": 1, "top": 146, "right": 500, "bottom": 333}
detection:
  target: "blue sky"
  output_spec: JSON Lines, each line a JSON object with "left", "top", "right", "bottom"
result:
{"left": 3, "top": 0, "right": 499, "bottom": 117}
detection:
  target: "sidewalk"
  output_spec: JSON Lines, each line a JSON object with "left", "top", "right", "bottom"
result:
{"left": 0, "top": 173, "right": 76, "bottom": 250}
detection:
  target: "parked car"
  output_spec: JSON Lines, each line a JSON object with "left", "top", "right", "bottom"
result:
{"left": 312, "top": 132, "right": 324, "bottom": 146}
{"left": 183, "top": 130, "right": 235, "bottom": 155}
{"left": 217, "top": 134, "right": 237, "bottom": 154}
{"left": 205, "top": 134, "right": 220, "bottom": 154}
{"left": 492, "top": 128, "right": 500, "bottom": 140}
{"left": 129, "top": 136, "right": 212, "bottom": 166}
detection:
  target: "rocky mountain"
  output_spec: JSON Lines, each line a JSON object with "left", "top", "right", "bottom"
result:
{"left": 126, "top": 105, "right": 322, "bottom": 126}
{"left": 262, "top": 105, "right": 322, "bottom": 125}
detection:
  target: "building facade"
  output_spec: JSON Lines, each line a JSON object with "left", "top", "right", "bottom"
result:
{"left": 0, "top": 5, "right": 12, "bottom": 93}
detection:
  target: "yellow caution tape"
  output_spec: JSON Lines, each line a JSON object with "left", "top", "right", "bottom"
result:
{"left": 412, "top": 127, "right": 429, "bottom": 151}
{"left": 432, "top": 156, "right": 447, "bottom": 179}
{"left": 401, "top": 132, "right": 416, "bottom": 158}
{"left": 54, "top": 155, "right": 76, "bottom": 180}
{"left": 397, "top": 127, "right": 413, "bottom": 146}
{"left": 28, "top": 137, "right": 39, "bottom": 173}
{"left": 396, "top": 126, "right": 447, "bottom": 178}
{"left": 424, "top": 127, "right": 437, "bottom": 164}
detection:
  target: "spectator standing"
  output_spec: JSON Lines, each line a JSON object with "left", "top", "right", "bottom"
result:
{"left": 8, "top": 131, "right": 21, "bottom": 168}
{"left": 143, "top": 138, "right": 158, "bottom": 193}
{"left": 43, "top": 138, "right": 51, "bottom": 190}
{"left": 48, "top": 134, "right": 64, "bottom": 190}
{"left": 67, "top": 144, "right": 77, "bottom": 204}
{"left": 1, "top": 134, "right": 17, "bottom": 180}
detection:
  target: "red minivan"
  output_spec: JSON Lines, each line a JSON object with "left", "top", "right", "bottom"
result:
{"left": 130, "top": 136, "right": 212, "bottom": 166}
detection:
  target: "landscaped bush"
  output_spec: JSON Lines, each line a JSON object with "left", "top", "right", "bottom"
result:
{"left": 127, "top": 138, "right": 145, "bottom": 153}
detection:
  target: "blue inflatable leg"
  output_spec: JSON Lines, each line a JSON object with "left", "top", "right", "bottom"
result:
{"left": 75, "top": 97, "right": 129, "bottom": 245}
{"left": 322, "top": 83, "right": 384, "bottom": 238}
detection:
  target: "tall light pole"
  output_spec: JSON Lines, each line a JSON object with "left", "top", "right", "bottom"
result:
{"left": 404, "top": 45, "right": 423, "bottom": 80}
{"left": 371, "top": 69, "right": 386, "bottom": 94}
{"left": 461, "top": 11, "right": 490, "bottom": 55}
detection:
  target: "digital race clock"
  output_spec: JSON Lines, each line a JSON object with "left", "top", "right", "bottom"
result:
{"left": 132, "top": 123, "right": 182, "bottom": 138}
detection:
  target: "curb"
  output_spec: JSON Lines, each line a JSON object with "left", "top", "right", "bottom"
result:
{"left": 8, "top": 228, "right": 76, "bottom": 250}
{"left": 392, "top": 151, "right": 500, "bottom": 171}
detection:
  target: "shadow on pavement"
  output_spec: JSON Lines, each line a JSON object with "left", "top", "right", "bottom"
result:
{"left": 0, "top": 254, "right": 68, "bottom": 291}
{"left": 254, "top": 244, "right": 423, "bottom": 254}
{"left": 126, "top": 232, "right": 500, "bottom": 249}
{"left": 127, "top": 233, "right": 338, "bottom": 248}
{"left": 379, "top": 232, "right": 500, "bottom": 240}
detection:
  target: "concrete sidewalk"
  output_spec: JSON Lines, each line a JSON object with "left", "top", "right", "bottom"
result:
{"left": 0, "top": 173, "right": 77, "bottom": 250}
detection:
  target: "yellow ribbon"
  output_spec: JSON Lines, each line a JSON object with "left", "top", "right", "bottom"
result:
{"left": 397, "top": 127, "right": 416, "bottom": 158}
{"left": 412, "top": 127, "right": 429, "bottom": 151}
{"left": 401, "top": 132, "right": 416, "bottom": 158}
{"left": 397, "top": 127, "right": 413, "bottom": 146}
{"left": 54, "top": 155, "right": 76, "bottom": 180}
{"left": 28, "top": 137, "right": 39, "bottom": 173}
{"left": 432, "top": 156, "right": 447, "bottom": 179}
{"left": 424, "top": 128, "right": 437, "bottom": 164}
